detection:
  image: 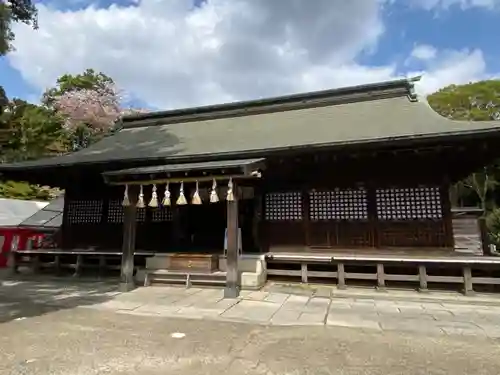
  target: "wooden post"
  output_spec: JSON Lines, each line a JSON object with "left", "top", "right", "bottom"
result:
{"left": 301, "top": 263, "right": 308, "bottom": 283}
{"left": 98, "top": 255, "right": 106, "bottom": 278}
{"left": 7, "top": 250, "right": 18, "bottom": 276}
{"left": 73, "top": 254, "right": 83, "bottom": 277}
{"left": 463, "top": 266, "right": 474, "bottom": 295}
{"left": 54, "top": 255, "right": 61, "bottom": 275}
{"left": 478, "top": 217, "right": 491, "bottom": 256}
{"left": 376, "top": 263, "right": 385, "bottom": 290}
{"left": 418, "top": 264, "right": 428, "bottom": 292}
{"left": 337, "top": 262, "right": 346, "bottom": 289}
{"left": 32, "top": 254, "right": 41, "bottom": 274}
{"left": 120, "top": 189, "right": 138, "bottom": 292}
{"left": 8, "top": 235, "right": 20, "bottom": 276}
{"left": 224, "top": 181, "right": 239, "bottom": 298}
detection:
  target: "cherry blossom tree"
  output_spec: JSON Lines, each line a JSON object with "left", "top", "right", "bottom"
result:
{"left": 52, "top": 82, "right": 122, "bottom": 132}
{"left": 47, "top": 69, "right": 149, "bottom": 150}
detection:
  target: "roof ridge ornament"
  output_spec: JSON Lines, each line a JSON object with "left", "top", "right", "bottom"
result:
{"left": 406, "top": 76, "right": 421, "bottom": 102}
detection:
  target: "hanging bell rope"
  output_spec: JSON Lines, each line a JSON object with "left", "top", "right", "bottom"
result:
{"left": 177, "top": 181, "right": 187, "bottom": 205}
{"left": 209, "top": 179, "right": 219, "bottom": 203}
{"left": 136, "top": 185, "right": 145, "bottom": 208}
{"left": 226, "top": 177, "right": 235, "bottom": 201}
{"left": 148, "top": 184, "right": 159, "bottom": 208}
{"left": 122, "top": 184, "right": 130, "bottom": 207}
{"left": 162, "top": 182, "right": 171, "bottom": 206}
{"left": 192, "top": 181, "right": 202, "bottom": 205}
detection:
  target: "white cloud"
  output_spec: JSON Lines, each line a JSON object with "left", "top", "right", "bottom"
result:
{"left": 410, "top": 44, "right": 438, "bottom": 61}
{"left": 409, "top": 48, "right": 496, "bottom": 96}
{"left": 5, "top": 0, "right": 497, "bottom": 109}
{"left": 411, "top": 0, "right": 500, "bottom": 10}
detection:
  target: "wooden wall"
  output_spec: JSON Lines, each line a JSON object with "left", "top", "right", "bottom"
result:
{"left": 61, "top": 176, "right": 248, "bottom": 252}
{"left": 60, "top": 146, "right": 458, "bottom": 252}
{"left": 260, "top": 186, "right": 451, "bottom": 250}
{"left": 259, "top": 151, "right": 454, "bottom": 251}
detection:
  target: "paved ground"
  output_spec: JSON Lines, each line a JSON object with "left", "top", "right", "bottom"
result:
{"left": 3, "top": 278, "right": 500, "bottom": 339}
{"left": 1, "top": 295, "right": 500, "bottom": 374}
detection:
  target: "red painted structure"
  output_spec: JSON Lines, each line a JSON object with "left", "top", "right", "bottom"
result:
{"left": 0, "top": 228, "right": 45, "bottom": 267}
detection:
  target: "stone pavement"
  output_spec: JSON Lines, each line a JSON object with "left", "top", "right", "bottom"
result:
{"left": 3, "top": 307, "right": 500, "bottom": 375}
{"left": 85, "top": 286, "right": 500, "bottom": 338}
{"left": 3, "top": 279, "right": 500, "bottom": 338}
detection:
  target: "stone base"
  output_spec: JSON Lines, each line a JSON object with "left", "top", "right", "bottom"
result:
{"left": 224, "top": 286, "right": 240, "bottom": 298}
{"left": 143, "top": 253, "right": 268, "bottom": 290}
{"left": 119, "top": 281, "right": 136, "bottom": 292}
{"left": 219, "top": 254, "right": 267, "bottom": 290}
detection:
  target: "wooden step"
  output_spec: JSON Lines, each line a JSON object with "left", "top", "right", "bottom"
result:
{"left": 144, "top": 270, "right": 226, "bottom": 288}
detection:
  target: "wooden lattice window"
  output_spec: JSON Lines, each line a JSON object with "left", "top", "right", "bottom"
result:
{"left": 107, "top": 200, "right": 146, "bottom": 223}
{"left": 264, "top": 192, "right": 302, "bottom": 221}
{"left": 107, "top": 200, "right": 124, "bottom": 223}
{"left": 66, "top": 200, "right": 103, "bottom": 224}
{"left": 151, "top": 207, "right": 173, "bottom": 222}
{"left": 309, "top": 188, "right": 368, "bottom": 221}
{"left": 376, "top": 187, "right": 442, "bottom": 220}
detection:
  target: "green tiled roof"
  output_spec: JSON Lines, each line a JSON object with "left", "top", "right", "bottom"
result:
{"left": 1, "top": 77, "right": 499, "bottom": 171}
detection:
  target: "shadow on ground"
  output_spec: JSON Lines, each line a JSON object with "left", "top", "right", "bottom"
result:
{"left": 0, "top": 275, "right": 119, "bottom": 324}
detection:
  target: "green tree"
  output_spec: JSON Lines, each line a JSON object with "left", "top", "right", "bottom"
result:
{"left": 0, "top": 180, "right": 58, "bottom": 200}
{"left": 0, "top": 95, "right": 64, "bottom": 200}
{"left": 0, "top": 85, "right": 7, "bottom": 114}
{"left": 0, "top": 98, "right": 65, "bottom": 162}
{"left": 429, "top": 80, "right": 500, "bottom": 249}
{"left": 428, "top": 80, "right": 500, "bottom": 121}
{"left": 42, "top": 68, "right": 115, "bottom": 106}
{"left": 43, "top": 69, "right": 122, "bottom": 151}
{"left": 428, "top": 80, "right": 500, "bottom": 213}
{"left": 0, "top": 0, "right": 38, "bottom": 56}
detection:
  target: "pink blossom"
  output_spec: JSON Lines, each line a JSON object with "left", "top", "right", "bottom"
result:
{"left": 53, "top": 83, "right": 122, "bottom": 132}
{"left": 52, "top": 82, "right": 150, "bottom": 135}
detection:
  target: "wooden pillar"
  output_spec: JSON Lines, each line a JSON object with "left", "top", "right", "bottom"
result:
{"left": 440, "top": 184, "right": 454, "bottom": 249}
{"left": 224, "top": 181, "right": 240, "bottom": 298}
{"left": 478, "top": 217, "right": 491, "bottom": 256}
{"left": 120, "top": 187, "right": 138, "bottom": 292}
{"left": 171, "top": 206, "right": 182, "bottom": 249}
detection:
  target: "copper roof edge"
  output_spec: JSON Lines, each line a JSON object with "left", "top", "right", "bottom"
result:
{"left": 121, "top": 77, "right": 421, "bottom": 129}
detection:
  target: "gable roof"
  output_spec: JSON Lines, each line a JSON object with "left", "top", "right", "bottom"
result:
{"left": 18, "top": 195, "right": 64, "bottom": 230}
{"left": 1, "top": 77, "right": 499, "bottom": 172}
{"left": 0, "top": 198, "right": 49, "bottom": 227}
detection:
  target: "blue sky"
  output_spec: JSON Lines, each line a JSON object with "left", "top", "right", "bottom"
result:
{"left": 376, "top": 3, "right": 500, "bottom": 72}
{"left": 370, "top": 2, "right": 500, "bottom": 70}
{"left": 1, "top": 0, "right": 499, "bottom": 109}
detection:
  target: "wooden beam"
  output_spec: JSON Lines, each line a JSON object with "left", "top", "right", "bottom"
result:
{"left": 224, "top": 181, "right": 240, "bottom": 298}
{"left": 105, "top": 173, "right": 260, "bottom": 186}
{"left": 120, "top": 186, "right": 138, "bottom": 292}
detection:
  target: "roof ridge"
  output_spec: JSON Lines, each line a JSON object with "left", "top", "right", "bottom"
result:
{"left": 121, "top": 76, "right": 421, "bottom": 129}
